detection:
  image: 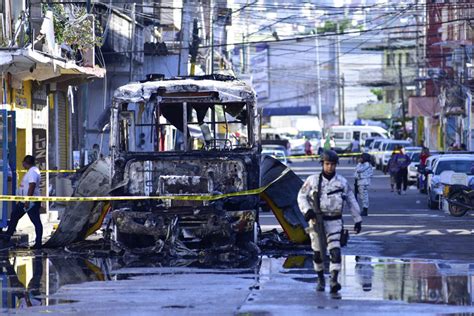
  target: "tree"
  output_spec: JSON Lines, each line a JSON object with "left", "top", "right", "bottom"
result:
{"left": 316, "top": 19, "right": 351, "bottom": 34}
{"left": 370, "top": 88, "right": 384, "bottom": 101}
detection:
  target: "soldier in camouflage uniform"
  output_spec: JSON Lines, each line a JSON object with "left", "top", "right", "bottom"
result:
{"left": 298, "top": 150, "right": 363, "bottom": 293}
{"left": 354, "top": 153, "right": 373, "bottom": 216}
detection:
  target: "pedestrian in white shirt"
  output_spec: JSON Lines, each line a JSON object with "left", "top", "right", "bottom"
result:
{"left": 2, "top": 155, "right": 42, "bottom": 249}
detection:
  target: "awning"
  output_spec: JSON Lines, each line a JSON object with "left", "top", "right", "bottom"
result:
{"left": 0, "top": 47, "right": 105, "bottom": 88}
{"left": 408, "top": 96, "right": 440, "bottom": 117}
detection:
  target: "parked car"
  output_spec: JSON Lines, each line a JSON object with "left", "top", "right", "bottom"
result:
{"left": 262, "top": 145, "right": 289, "bottom": 165}
{"left": 368, "top": 139, "right": 383, "bottom": 154}
{"left": 262, "top": 148, "right": 288, "bottom": 166}
{"left": 261, "top": 128, "right": 291, "bottom": 155}
{"left": 380, "top": 140, "right": 411, "bottom": 171}
{"left": 327, "top": 125, "right": 389, "bottom": 152}
{"left": 424, "top": 154, "right": 441, "bottom": 194}
{"left": 363, "top": 137, "right": 383, "bottom": 153}
{"left": 372, "top": 140, "right": 386, "bottom": 169}
{"left": 405, "top": 146, "right": 422, "bottom": 154}
{"left": 426, "top": 155, "right": 474, "bottom": 209}
{"left": 407, "top": 151, "right": 421, "bottom": 184}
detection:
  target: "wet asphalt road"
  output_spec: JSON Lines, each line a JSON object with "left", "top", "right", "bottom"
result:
{"left": 3, "top": 157, "right": 474, "bottom": 314}
{"left": 260, "top": 157, "right": 474, "bottom": 262}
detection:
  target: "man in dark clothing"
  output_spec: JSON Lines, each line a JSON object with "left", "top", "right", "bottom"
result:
{"left": 2, "top": 155, "right": 42, "bottom": 249}
{"left": 393, "top": 147, "right": 411, "bottom": 195}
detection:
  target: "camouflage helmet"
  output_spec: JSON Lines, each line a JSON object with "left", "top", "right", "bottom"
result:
{"left": 361, "top": 153, "right": 371, "bottom": 163}
{"left": 320, "top": 150, "right": 339, "bottom": 164}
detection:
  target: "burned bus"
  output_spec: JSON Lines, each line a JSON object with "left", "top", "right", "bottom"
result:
{"left": 106, "top": 75, "right": 260, "bottom": 249}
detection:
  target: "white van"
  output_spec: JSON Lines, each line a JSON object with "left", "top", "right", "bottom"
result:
{"left": 327, "top": 126, "right": 389, "bottom": 152}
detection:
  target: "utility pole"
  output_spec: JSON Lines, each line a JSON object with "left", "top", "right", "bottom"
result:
{"left": 129, "top": 3, "right": 136, "bottom": 82}
{"left": 241, "top": 34, "right": 246, "bottom": 73}
{"left": 210, "top": 0, "right": 214, "bottom": 74}
{"left": 463, "top": 45, "right": 471, "bottom": 150}
{"left": 181, "top": 1, "right": 192, "bottom": 76}
{"left": 189, "top": 19, "right": 199, "bottom": 76}
{"left": 414, "top": 0, "right": 422, "bottom": 146}
{"left": 177, "top": 7, "right": 184, "bottom": 76}
{"left": 244, "top": 0, "right": 250, "bottom": 73}
{"left": 398, "top": 56, "right": 407, "bottom": 136}
{"left": 315, "top": 28, "right": 323, "bottom": 127}
{"left": 415, "top": 0, "right": 421, "bottom": 97}
{"left": 341, "top": 73, "right": 345, "bottom": 125}
{"left": 335, "top": 23, "right": 342, "bottom": 125}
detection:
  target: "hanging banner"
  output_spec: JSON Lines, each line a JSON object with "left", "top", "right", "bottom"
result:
{"left": 32, "top": 86, "right": 48, "bottom": 129}
{"left": 32, "top": 86, "right": 48, "bottom": 201}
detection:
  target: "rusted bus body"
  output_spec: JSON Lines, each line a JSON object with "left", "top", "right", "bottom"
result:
{"left": 109, "top": 76, "right": 260, "bottom": 248}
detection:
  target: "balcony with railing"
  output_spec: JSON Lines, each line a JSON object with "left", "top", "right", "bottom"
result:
{"left": 0, "top": 1, "right": 105, "bottom": 82}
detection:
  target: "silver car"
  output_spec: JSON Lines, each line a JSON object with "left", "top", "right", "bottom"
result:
{"left": 426, "top": 155, "right": 474, "bottom": 209}
{"left": 407, "top": 151, "right": 421, "bottom": 183}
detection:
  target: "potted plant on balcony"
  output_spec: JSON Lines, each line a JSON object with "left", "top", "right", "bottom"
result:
{"left": 47, "top": 5, "right": 102, "bottom": 66}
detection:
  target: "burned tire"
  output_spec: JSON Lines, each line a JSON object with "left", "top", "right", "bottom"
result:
{"left": 448, "top": 192, "right": 469, "bottom": 217}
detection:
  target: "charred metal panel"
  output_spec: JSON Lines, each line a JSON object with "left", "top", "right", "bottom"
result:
{"left": 260, "top": 156, "right": 309, "bottom": 243}
{"left": 126, "top": 158, "right": 247, "bottom": 197}
{"left": 159, "top": 175, "right": 212, "bottom": 195}
{"left": 45, "top": 157, "right": 112, "bottom": 247}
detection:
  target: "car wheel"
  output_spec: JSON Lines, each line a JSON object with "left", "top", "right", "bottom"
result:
{"left": 447, "top": 191, "right": 469, "bottom": 217}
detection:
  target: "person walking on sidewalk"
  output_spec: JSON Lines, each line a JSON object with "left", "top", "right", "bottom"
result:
{"left": 393, "top": 147, "right": 411, "bottom": 195}
{"left": 2, "top": 155, "right": 42, "bottom": 249}
{"left": 298, "top": 150, "right": 363, "bottom": 294}
{"left": 354, "top": 153, "right": 373, "bottom": 216}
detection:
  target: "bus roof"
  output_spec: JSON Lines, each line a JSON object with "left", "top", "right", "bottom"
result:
{"left": 113, "top": 76, "right": 256, "bottom": 104}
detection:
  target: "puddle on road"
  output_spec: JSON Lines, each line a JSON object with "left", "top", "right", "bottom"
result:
{"left": 0, "top": 251, "right": 473, "bottom": 310}
{"left": 279, "top": 255, "right": 474, "bottom": 306}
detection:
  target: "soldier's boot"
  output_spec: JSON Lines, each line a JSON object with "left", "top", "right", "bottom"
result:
{"left": 316, "top": 270, "right": 325, "bottom": 292}
{"left": 330, "top": 270, "right": 341, "bottom": 293}
{"left": 361, "top": 207, "right": 368, "bottom": 216}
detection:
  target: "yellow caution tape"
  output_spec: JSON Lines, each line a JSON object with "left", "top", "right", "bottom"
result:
{"left": 285, "top": 150, "right": 407, "bottom": 160}
{"left": 286, "top": 152, "right": 364, "bottom": 160}
{"left": 0, "top": 169, "right": 291, "bottom": 202}
{"left": 17, "top": 169, "right": 77, "bottom": 173}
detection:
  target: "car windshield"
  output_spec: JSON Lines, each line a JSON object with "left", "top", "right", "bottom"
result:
{"left": 410, "top": 152, "right": 420, "bottom": 162}
{"left": 385, "top": 142, "right": 408, "bottom": 151}
{"left": 435, "top": 160, "right": 474, "bottom": 175}
{"left": 263, "top": 145, "right": 285, "bottom": 151}
{"left": 262, "top": 150, "right": 286, "bottom": 161}
{"left": 365, "top": 139, "right": 375, "bottom": 147}
{"left": 373, "top": 141, "right": 381, "bottom": 149}
{"left": 297, "top": 131, "right": 321, "bottom": 139}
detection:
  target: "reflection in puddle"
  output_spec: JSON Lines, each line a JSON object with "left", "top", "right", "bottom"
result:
{"left": 0, "top": 254, "right": 109, "bottom": 310}
{"left": 282, "top": 255, "right": 474, "bottom": 306}
{"left": 0, "top": 250, "right": 473, "bottom": 310}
